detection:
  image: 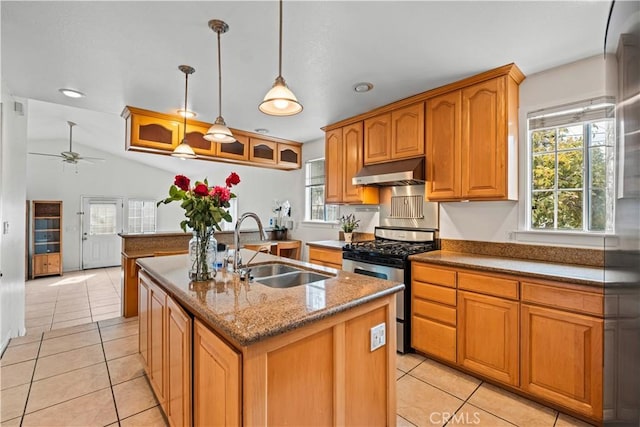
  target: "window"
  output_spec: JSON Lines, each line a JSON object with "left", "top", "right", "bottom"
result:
{"left": 528, "top": 97, "right": 615, "bottom": 232}
{"left": 128, "top": 199, "right": 156, "bottom": 233}
{"left": 89, "top": 203, "right": 117, "bottom": 235}
{"left": 305, "top": 158, "right": 339, "bottom": 222}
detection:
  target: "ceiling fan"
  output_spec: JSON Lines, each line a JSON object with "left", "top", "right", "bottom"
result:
{"left": 29, "top": 121, "right": 105, "bottom": 165}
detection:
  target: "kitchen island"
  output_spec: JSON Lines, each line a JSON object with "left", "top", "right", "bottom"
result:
{"left": 137, "top": 249, "right": 403, "bottom": 426}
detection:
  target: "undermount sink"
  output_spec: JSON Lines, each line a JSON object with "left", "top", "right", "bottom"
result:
{"left": 249, "top": 263, "right": 333, "bottom": 288}
{"left": 249, "top": 263, "right": 301, "bottom": 278}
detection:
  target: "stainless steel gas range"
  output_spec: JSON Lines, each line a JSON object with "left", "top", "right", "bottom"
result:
{"left": 342, "top": 226, "right": 437, "bottom": 353}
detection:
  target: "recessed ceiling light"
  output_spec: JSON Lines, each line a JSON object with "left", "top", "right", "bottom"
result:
{"left": 58, "top": 88, "right": 85, "bottom": 98}
{"left": 177, "top": 109, "right": 196, "bottom": 118}
{"left": 255, "top": 128, "right": 269, "bottom": 134}
{"left": 353, "top": 82, "right": 374, "bottom": 93}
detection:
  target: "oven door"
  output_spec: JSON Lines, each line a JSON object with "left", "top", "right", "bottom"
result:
{"left": 342, "top": 258, "right": 406, "bottom": 352}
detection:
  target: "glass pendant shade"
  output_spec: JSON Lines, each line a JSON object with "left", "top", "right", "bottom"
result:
{"left": 172, "top": 139, "right": 197, "bottom": 159}
{"left": 259, "top": 76, "right": 303, "bottom": 116}
{"left": 204, "top": 116, "right": 235, "bottom": 143}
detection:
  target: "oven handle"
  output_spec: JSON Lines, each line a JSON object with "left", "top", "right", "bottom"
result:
{"left": 353, "top": 267, "right": 388, "bottom": 280}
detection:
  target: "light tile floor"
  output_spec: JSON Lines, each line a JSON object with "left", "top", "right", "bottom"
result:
{"left": 2, "top": 266, "right": 596, "bottom": 426}
{"left": 24, "top": 267, "right": 122, "bottom": 335}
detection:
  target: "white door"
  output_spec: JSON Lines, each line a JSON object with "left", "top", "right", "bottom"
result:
{"left": 81, "top": 197, "right": 123, "bottom": 269}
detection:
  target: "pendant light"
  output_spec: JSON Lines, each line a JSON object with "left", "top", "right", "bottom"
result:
{"left": 204, "top": 20, "right": 235, "bottom": 143}
{"left": 259, "top": 0, "right": 303, "bottom": 116}
{"left": 172, "top": 65, "right": 197, "bottom": 159}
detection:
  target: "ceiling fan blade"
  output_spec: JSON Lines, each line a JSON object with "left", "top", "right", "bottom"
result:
{"left": 29, "top": 152, "right": 64, "bottom": 158}
{"left": 79, "top": 156, "right": 106, "bottom": 162}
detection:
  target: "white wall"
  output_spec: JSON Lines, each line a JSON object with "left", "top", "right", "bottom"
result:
{"left": 439, "top": 54, "right": 614, "bottom": 246}
{"left": 27, "top": 140, "right": 305, "bottom": 272}
{"left": 1, "top": 81, "right": 28, "bottom": 350}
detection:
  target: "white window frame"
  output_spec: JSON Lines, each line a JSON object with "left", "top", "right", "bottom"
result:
{"left": 127, "top": 199, "right": 157, "bottom": 233}
{"left": 304, "top": 158, "right": 339, "bottom": 224}
{"left": 525, "top": 96, "right": 615, "bottom": 235}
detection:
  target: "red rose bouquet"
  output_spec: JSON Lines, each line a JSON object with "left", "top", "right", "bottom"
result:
{"left": 158, "top": 172, "right": 240, "bottom": 280}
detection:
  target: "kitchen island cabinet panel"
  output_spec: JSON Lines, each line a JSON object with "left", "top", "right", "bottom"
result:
{"left": 266, "top": 328, "right": 334, "bottom": 426}
{"left": 147, "top": 275, "right": 167, "bottom": 408}
{"left": 457, "top": 290, "right": 519, "bottom": 386}
{"left": 345, "top": 306, "right": 389, "bottom": 426}
{"left": 137, "top": 251, "right": 400, "bottom": 426}
{"left": 194, "top": 319, "right": 241, "bottom": 427}
{"left": 138, "top": 276, "right": 150, "bottom": 369}
{"left": 166, "top": 297, "right": 192, "bottom": 427}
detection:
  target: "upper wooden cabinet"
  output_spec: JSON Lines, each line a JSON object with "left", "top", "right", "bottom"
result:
{"left": 426, "top": 67, "right": 523, "bottom": 201}
{"left": 391, "top": 103, "right": 425, "bottom": 160}
{"left": 364, "top": 114, "right": 392, "bottom": 164}
{"left": 426, "top": 91, "right": 462, "bottom": 200}
{"left": 249, "top": 137, "right": 277, "bottom": 165}
{"left": 363, "top": 103, "right": 425, "bottom": 165}
{"left": 122, "top": 106, "right": 301, "bottom": 169}
{"left": 325, "top": 122, "right": 379, "bottom": 205}
{"left": 217, "top": 134, "right": 249, "bottom": 161}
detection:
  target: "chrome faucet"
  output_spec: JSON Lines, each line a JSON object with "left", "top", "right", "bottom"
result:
{"left": 233, "top": 212, "right": 269, "bottom": 276}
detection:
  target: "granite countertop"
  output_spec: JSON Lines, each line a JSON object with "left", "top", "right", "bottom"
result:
{"left": 137, "top": 250, "right": 404, "bottom": 348}
{"left": 119, "top": 231, "right": 189, "bottom": 238}
{"left": 409, "top": 250, "right": 607, "bottom": 287}
{"left": 306, "top": 240, "right": 347, "bottom": 250}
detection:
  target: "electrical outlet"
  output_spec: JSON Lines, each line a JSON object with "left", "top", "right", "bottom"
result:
{"left": 370, "top": 323, "right": 386, "bottom": 352}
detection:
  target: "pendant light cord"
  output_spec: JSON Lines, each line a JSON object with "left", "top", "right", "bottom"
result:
{"left": 217, "top": 30, "right": 223, "bottom": 118}
{"left": 278, "top": 0, "right": 283, "bottom": 78}
{"left": 183, "top": 71, "right": 189, "bottom": 140}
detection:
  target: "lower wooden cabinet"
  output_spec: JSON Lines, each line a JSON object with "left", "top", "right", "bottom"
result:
{"left": 193, "top": 319, "right": 241, "bottom": 426}
{"left": 457, "top": 290, "right": 519, "bottom": 386}
{"left": 140, "top": 271, "right": 192, "bottom": 426}
{"left": 33, "top": 254, "right": 61, "bottom": 277}
{"left": 138, "top": 277, "right": 150, "bottom": 368}
{"left": 411, "top": 264, "right": 457, "bottom": 363}
{"left": 148, "top": 277, "right": 167, "bottom": 408}
{"left": 139, "top": 269, "right": 397, "bottom": 426}
{"left": 166, "top": 297, "right": 192, "bottom": 427}
{"left": 308, "top": 246, "right": 343, "bottom": 270}
{"left": 521, "top": 304, "right": 603, "bottom": 418}
{"left": 410, "top": 260, "right": 605, "bottom": 422}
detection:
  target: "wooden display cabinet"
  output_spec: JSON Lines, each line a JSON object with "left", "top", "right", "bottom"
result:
{"left": 31, "top": 200, "right": 63, "bottom": 279}
{"left": 122, "top": 106, "right": 301, "bottom": 169}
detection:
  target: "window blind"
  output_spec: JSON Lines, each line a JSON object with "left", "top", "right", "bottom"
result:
{"left": 528, "top": 96, "right": 615, "bottom": 130}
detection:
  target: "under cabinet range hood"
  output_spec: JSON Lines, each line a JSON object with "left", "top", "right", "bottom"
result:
{"left": 352, "top": 157, "right": 425, "bottom": 186}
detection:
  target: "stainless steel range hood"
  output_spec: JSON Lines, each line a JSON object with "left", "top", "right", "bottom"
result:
{"left": 352, "top": 157, "right": 425, "bottom": 186}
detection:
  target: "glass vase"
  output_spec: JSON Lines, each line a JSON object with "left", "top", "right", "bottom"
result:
{"left": 189, "top": 228, "right": 217, "bottom": 281}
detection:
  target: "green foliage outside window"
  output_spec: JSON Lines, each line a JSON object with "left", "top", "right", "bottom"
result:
{"left": 530, "top": 120, "right": 612, "bottom": 231}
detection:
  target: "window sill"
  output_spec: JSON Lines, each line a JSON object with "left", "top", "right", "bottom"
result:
{"left": 300, "top": 220, "right": 339, "bottom": 228}
{"left": 512, "top": 230, "right": 618, "bottom": 248}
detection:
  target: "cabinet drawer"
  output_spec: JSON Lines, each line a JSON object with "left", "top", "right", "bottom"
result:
{"left": 308, "top": 247, "right": 343, "bottom": 267}
{"left": 413, "top": 299, "right": 456, "bottom": 326}
{"left": 412, "top": 263, "right": 456, "bottom": 288}
{"left": 411, "top": 316, "right": 456, "bottom": 363}
{"left": 521, "top": 282, "right": 603, "bottom": 317}
{"left": 458, "top": 271, "right": 518, "bottom": 300}
{"left": 412, "top": 282, "right": 456, "bottom": 306}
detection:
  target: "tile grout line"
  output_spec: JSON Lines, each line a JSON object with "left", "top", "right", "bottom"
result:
{"left": 19, "top": 332, "right": 45, "bottom": 422}
{"left": 97, "top": 320, "right": 122, "bottom": 424}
